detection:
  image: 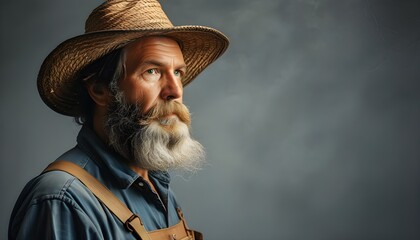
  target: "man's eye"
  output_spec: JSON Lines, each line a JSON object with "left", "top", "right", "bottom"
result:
{"left": 146, "top": 69, "right": 159, "bottom": 74}
{"left": 174, "top": 70, "right": 183, "bottom": 77}
{"left": 143, "top": 68, "right": 161, "bottom": 81}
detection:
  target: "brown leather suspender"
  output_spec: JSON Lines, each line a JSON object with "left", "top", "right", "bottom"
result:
{"left": 44, "top": 160, "right": 198, "bottom": 240}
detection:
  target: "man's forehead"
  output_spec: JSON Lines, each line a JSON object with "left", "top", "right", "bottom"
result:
{"left": 123, "top": 36, "right": 186, "bottom": 66}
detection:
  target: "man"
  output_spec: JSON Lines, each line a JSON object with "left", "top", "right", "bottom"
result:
{"left": 8, "top": 0, "right": 228, "bottom": 239}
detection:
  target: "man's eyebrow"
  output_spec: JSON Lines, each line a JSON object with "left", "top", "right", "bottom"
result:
{"left": 142, "top": 60, "right": 164, "bottom": 67}
{"left": 142, "top": 60, "right": 187, "bottom": 69}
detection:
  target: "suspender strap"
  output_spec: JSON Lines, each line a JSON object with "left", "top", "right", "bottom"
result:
{"left": 44, "top": 160, "right": 151, "bottom": 240}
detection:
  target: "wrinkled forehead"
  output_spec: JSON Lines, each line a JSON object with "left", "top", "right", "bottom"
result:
{"left": 122, "top": 36, "right": 186, "bottom": 67}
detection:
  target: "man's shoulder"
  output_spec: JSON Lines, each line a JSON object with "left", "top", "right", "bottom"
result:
{"left": 9, "top": 158, "right": 112, "bottom": 239}
{"left": 19, "top": 168, "right": 94, "bottom": 206}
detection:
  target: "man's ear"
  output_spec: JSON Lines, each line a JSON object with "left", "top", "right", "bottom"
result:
{"left": 86, "top": 83, "right": 111, "bottom": 107}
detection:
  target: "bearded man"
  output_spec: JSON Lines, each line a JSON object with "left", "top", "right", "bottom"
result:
{"left": 8, "top": 0, "right": 228, "bottom": 239}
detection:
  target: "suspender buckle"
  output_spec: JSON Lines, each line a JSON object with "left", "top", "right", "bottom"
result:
{"left": 125, "top": 214, "right": 142, "bottom": 232}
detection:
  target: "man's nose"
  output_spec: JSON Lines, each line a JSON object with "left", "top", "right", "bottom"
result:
{"left": 160, "top": 72, "right": 183, "bottom": 101}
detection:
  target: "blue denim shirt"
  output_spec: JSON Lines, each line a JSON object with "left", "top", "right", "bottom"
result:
{"left": 9, "top": 126, "right": 182, "bottom": 239}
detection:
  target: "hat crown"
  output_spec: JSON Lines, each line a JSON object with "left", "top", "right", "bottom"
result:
{"left": 85, "top": 0, "right": 173, "bottom": 33}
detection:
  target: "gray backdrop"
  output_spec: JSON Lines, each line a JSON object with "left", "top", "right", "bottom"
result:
{"left": 1, "top": 0, "right": 420, "bottom": 239}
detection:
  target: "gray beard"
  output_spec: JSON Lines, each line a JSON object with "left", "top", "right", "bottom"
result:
{"left": 104, "top": 92, "right": 205, "bottom": 172}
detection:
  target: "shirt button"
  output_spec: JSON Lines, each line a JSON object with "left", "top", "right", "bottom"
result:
{"left": 138, "top": 181, "right": 144, "bottom": 187}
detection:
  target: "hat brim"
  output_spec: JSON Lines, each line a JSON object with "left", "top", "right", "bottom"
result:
{"left": 37, "top": 26, "right": 229, "bottom": 116}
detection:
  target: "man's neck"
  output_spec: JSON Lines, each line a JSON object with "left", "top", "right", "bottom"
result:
{"left": 130, "top": 165, "right": 149, "bottom": 180}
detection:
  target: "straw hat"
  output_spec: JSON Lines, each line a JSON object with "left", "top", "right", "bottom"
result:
{"left": 37, "top": 0, "right": 229, "bottom": 116}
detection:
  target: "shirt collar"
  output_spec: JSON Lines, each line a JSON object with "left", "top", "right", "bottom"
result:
{"left": 150, "top": 170, "right": 171, "bottom": 185}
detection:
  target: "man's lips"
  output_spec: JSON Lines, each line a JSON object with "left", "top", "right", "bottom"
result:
{"left": 160, "top": 114, "right": 178, "bottom": 120}
{"left": 157, "top": 114, "right": 179, "bottom": 125}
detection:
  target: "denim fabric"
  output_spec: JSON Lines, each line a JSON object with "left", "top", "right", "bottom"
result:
{"left": 9, "top": 126, "right": 182, "bottom": 239}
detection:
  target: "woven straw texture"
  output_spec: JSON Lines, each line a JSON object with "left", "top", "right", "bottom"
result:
{"left": 37, "top": 0, "right": 229, "bottom": 116}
